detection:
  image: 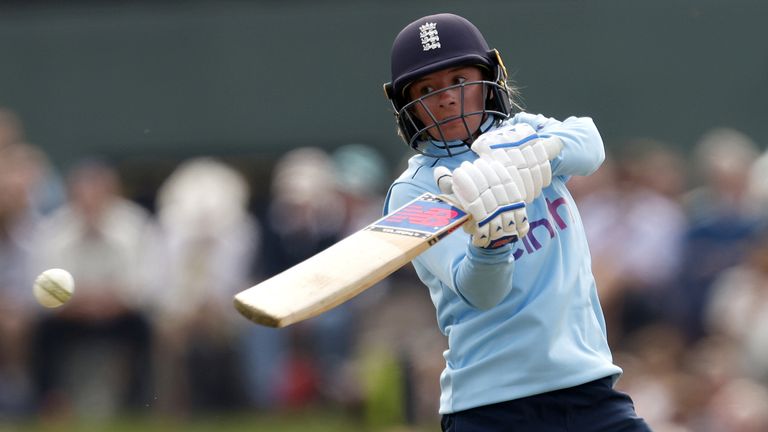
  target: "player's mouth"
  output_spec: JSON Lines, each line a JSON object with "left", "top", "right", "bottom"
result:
{"left": 427, "top": 114, "right": 482, "bottom": 141}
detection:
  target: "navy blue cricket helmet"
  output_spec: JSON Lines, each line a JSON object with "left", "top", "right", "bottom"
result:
{"left": 383, "top": 13, "right": 514, "bottom": 156}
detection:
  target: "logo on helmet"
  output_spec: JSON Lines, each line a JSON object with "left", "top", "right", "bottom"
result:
{"left": 419, "top": 22, "right": 440, "bottom": 51}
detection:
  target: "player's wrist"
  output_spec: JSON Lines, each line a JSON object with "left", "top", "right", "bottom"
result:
{"left": 468, "top": 241, "right": 514, "bottom": 257}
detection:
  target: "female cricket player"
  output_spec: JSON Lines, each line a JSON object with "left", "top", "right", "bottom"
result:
{"left": 383, "top": 13, "right": 651, "bottom": 431}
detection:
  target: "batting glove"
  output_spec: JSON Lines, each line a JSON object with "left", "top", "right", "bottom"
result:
{"left": 434, "top": 158, "right": 529, "bottom": 249}
{"left": 470, "top": 123, "right": 563, "bottom": 203}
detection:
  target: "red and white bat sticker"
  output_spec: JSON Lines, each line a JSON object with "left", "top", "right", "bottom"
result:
{"left": 368, "top": 194, "right": 467, "bottom": 239}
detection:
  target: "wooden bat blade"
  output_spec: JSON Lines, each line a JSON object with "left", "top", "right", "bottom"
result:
{"left": 233, "top": 193, "right": 467, "bottom": 327}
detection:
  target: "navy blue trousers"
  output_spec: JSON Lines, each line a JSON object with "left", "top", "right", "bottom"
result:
{"left": 441, "top": 377, "right": 652, "bottom": 431}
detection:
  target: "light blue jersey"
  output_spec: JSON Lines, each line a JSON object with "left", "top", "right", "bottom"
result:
{"left": 384, "top": 112, "right": 623, "bottom": 414}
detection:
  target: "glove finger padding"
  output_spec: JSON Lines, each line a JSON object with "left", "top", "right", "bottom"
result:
{"left": 433, "top": 166, "right": 479, "bottom": 237}
{"left": 470, "top": 123, "right": 567, "bottom": 203}
{"left": 521, "top": 146, "right": 543, "bottom": 199}
{"left": 445, "top": 158, "right": 528, "bottom": 248}
{"left": 515, "top": 209, "right": 530, "bottom": 239}
{"left": 540, "top": 136, "right": 564, "bottom": 160}
{"left": 480, "top": 202, "right": 527, "bottom": 248}
{"left": 487, "top": 160, "right": 522, "bottom": 235}
{"left": 433, "top": 166, "right": 454, "bottom": 195}
{"left": 528, "top": 136, "right": 563, "bottom": 194}
{"left": 476, "top": 158, "right": 510, "bottom": 207}
{"left": 433, "top": 163, "right": 521, "bottom": 247}
{"left": 452, "top": 162, "right": 490, "bottom": 227}
{"left": 471, "top": 123, "right": 539, "bottom": 155}
{"left": 496, "top": 164, "right": 529, "bottom": 243}
{"left": 471, "top": 225, "right": 492, "bottom": 248}
{"left": 476, "top": 160, "right": 508, "bottom": 239}
{"left": 531, "top": 142, "right": 552, "bottom": 187}
{"left": 451, "top": 162, "right": 484, "bottom": 203}
{"left": 515, "top": 162, "right": 536, "bottom": 203}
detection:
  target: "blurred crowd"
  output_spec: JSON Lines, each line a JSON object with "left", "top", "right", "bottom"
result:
{"left": 1, "top": 105, "right": 768, "bottom": 431}
{"left": 570, "top": 130, "right": 768, "bottom": 432}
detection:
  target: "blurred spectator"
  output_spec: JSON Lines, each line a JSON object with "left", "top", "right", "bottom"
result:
{"left": 152, "top": 157, "right": 259, "bottom": 414}
{"left": 706, "top": 229, "right": 768, "bottom": 385}
{"left": 0, "top": 144, "right": 46, "bottom": 417}
{"left": 573, "top": 131, "right": 768, "bottom": 431}
{"left": 629, "top": 139, "right": 688, "bottom": 201}
{"left": 674, "top": 127, "right": 764, "bottom": 342}
{"left": 573, "top": 140, "right": 688, "bottom": 342}
{"left": 0, "top": 108, "right": 65, "bottom": 214}
{"left": 685, "top": 127, "right": 762, "bottom": 220}
{"left": 330, "top": 143, "right": 404, "bottom": 413}
{"left": 31, "top": 160, "right": 158, "bottom": 420}
{"left": 256, "top": 147, "right": 351, "bottom": 408}
{"left": 331, "top": 143, "right": 392, "bottom": 325}
{"left": 700, "top": 378, "right": 768, "bottom": 432}
{"left": 683, "top": 336, "right": 768, "bottom": 432}
{"left": 747, "top": 148, "right": 768, "bottom": 217}
{"left": 332, "top": 143, "right": 388, "bottom": 233}
{"left": 612, "top": 324, "right": 689, "bottom": 431}
{"left": 616, "top": 141, "right": 688, "bottom": 333}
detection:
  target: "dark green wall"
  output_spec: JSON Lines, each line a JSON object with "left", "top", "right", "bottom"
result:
{"left": 1, "top": 0, "right": 766, "bottom": 169}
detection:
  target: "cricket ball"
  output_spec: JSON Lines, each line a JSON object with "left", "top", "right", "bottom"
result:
{"left": 33, "top": 268, "right": 75, "bottom": 308}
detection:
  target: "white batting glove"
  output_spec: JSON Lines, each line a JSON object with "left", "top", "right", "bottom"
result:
{"left": 434, "top": 159, "right": 529, "bottom": 249}
{"left": 471, "top": 124, "right": 564, "bottom": 203}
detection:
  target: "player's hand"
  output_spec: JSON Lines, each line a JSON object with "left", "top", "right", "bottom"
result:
{"left": 434, "top": 159, "right": 528, "bottom": 249}
{"left": 470, "top": 123, "right": 563, "bottom": 203}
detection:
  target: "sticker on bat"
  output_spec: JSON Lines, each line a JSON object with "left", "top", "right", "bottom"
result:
{"left": 368, "top": 194, "right": 467, "bottom": 238}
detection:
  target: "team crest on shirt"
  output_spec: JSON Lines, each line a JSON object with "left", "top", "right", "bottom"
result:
{"left": 419, "top": 22, "right": 441, "bottom": 51}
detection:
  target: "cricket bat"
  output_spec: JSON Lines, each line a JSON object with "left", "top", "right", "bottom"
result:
{"left": 233, "top": 193, "right": 468, "bottom": 327}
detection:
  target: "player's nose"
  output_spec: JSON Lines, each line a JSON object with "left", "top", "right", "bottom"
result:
{"left": 437, "top": 88, "right": 458, "bottom": 108}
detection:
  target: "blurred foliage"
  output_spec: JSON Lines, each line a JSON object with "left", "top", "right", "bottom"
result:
{"left": 362, "top": 348, "right": 406, "bottom": 428}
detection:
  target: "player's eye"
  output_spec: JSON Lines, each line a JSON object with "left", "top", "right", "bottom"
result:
{"left": 454, "top": 76, "right": 467, "bottom": 85}
{"left": 419, "top": 85, "right": 435, "bottom": 96}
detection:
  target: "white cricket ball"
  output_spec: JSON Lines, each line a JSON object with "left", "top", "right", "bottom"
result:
{"left": 33, "top": 268, "right": 75, "bottom": 308}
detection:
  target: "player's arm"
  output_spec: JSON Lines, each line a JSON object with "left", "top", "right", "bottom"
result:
{"left": 511, "top": 113, "right": 605, "bottom": 178}
{"left": 385, "top": 161, "right": 525, "bottom": 310}
{"left": 387, "top": 185, "right": 516, "bottom": 310}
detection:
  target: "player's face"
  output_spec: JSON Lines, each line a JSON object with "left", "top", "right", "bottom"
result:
{"left": 406, "top": 66, "right": 486, "bottom": 142}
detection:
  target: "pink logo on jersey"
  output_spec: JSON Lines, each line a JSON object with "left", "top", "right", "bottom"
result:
{"left": 513, "top": 196, "right": 570, "bottom": 260}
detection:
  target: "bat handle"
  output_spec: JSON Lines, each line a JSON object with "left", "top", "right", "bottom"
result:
{"left": 436, "top": 193, "right": 464, "bottom": 212}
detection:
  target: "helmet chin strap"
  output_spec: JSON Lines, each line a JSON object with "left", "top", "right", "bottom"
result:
{"left": 466, "top": 114, "right": 496, "bottom": 143}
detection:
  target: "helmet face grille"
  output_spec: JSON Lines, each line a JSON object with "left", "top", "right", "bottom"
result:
{"left": 395, "top": 79, "right": 510, "bottom": 158}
